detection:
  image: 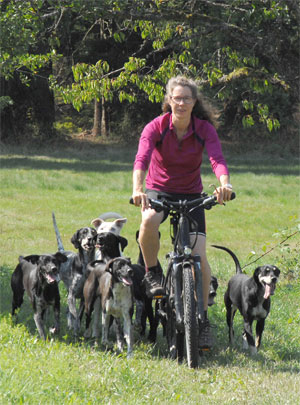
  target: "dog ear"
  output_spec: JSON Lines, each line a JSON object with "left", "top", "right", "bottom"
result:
{"left": 114, "top": 218, "right": 127, "bottom": 229}
{"left": 91, "top": 218, "right": 103, "bottom": 228}
{"left": 105, "top": 259, "right": 115, "bottom": 273}
{"left": 22, "top": 255, "right": 40, "bottom": 264}
{"left": 211, "top": 275, "right": 219, "bottom": 289}
{"left": 70, "top": 231, "right": 80, "bottom": 249}
{"left": 55, "top": 252, "right": 68, "bottom": 263}
{"left": 253, "top": 267, "right": 261, "bottom": 282}
{"left": 118, "top": 235, "right": 128, "bottom": 251}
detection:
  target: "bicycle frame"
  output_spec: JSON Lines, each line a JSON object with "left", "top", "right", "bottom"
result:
{"left": 164, "top": 208, "right": 205, "bottom": 330}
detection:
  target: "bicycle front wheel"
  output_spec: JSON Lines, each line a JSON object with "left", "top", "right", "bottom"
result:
{"left": 183, "top": 263, "right": 199, "bottom": 368}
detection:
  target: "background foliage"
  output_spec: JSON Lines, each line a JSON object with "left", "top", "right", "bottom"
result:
{"left": 1, "top": 0, "right": 299, "bottom": 143}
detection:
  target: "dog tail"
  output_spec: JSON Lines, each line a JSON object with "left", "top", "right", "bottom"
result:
{"left": 98, "top": 212, "right": 124, "bottom": 220}
{"left": 52, "top": 212, "right": 65, "bottom": 252}
{"left": 211, "top": 245, "right": 242, "bottom": 274}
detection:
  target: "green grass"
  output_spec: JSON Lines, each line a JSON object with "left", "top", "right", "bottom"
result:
{"left": 0, "top": 140, "right": 299, "bottom": 404}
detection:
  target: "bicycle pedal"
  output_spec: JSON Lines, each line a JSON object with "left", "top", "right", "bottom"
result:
{"left": 153, "top": 294, "right": 164, "bottom": 299}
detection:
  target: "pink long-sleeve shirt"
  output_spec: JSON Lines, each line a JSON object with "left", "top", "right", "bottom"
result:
{"left": 133, "top": 112, "right": 229, "bottom": 194}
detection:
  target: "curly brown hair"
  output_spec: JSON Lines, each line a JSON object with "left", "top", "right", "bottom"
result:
{"left": 162, "top": 76, "right": 220, "bottom": 129}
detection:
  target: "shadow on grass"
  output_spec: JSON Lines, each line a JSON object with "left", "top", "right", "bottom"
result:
{"left": 1, "top": 264, "right": 299, "bottom": 374}
{"left": 0, "top": 142, "right": 299, "bottom": 176}
{"left": 0, "top": 156, "right": 134, "bottom": 174}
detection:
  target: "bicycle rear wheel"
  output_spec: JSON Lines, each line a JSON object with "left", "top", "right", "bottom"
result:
{"left": 183, "top": 262, "right": 199, "bottom": 368}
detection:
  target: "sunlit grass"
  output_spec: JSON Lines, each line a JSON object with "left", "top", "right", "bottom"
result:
{"left": 0, "top": 141, "right": 299, "bottom": 404}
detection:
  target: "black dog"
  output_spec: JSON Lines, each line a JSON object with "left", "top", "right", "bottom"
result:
{"left": 11, "top": 253, "right": 67, "bottom": 340}
{"left": 83, "top": 231, "right": 128, "bottom": 339}
{"left": 212, "top": 245, "right": 280, "bottom": 354}
{"left": 84, "top": 231, "right": 158, "bottom": 342}
{"left": 84, "top": 257, "right": 134, "bottom": 357}
{"left": 94, "top": 231, "right": 128, "bottom": 263}
{"left": 66, "top": 226, "right": 98, "bottom": 336}
{"left": 52, "top": 212, "right": 98, "bottom": 336}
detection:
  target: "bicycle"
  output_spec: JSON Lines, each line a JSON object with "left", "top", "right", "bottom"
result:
{"left": 131, "top": 192, "right": 235, "bottom": 368}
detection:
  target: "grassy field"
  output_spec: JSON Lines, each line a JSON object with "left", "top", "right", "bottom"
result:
{"left": 0, "top": 139, "right": 299, "bottom": 404}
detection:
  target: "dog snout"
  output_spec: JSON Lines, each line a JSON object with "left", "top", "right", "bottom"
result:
{"left": 127, "top": 268, "right": 134, "bottom": 277}
{"left": 87, "top": 236, "right": 95, "bottom": 246}
{"left": 96, "top": 234, "right": 105, "bottom": 244}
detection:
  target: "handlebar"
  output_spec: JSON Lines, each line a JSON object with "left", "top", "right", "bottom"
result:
{"left": 129, "top": 192, "right": 235, "bottom": 213}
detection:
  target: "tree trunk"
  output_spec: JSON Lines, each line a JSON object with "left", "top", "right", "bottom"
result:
{"left": 92, "top": 99, "right": 101, "bottom": 137}
{"left": 101, "top": 97, "right": 108, "bottom": 137}
{"left": 92, "top": 97, "right": 108, "bottom": 137}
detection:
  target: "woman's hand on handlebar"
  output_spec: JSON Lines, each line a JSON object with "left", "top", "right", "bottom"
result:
{"left": 213, "top": 185, "right": 233, "bottom": 205}
{"left": 131, "top": 191, "right": 149, "bottom": 210}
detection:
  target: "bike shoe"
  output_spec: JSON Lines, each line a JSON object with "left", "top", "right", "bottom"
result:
{"left": 199, "top": 319, "right": 213, "bottom": 350}
{"left": 143, "top": 271, "right": 165, "bottom": 298}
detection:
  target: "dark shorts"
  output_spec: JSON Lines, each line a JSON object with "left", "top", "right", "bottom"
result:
{"left": 146, "top": 189, "right": 206, "bottom": 236}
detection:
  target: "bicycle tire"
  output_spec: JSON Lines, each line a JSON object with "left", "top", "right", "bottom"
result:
{"left": 183, "top": 263, "right": 199, "bottom": 368}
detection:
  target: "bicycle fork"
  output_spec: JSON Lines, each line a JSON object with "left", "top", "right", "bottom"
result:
{"left": 193, "top": 254, "right": 205, "bottom": 322}
{"left": 172, "top": 257, "right": 184, "bottom": 332}
{"left": 172, "top": 254, "right": 205, "bottom": 331}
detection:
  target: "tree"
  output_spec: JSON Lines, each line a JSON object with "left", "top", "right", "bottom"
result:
{"left": 0, "top": 0, "right": 61, "bottom": 139}
{"left": 52, "top": 0, "right": 299, "bottom": 138}
{"left": 1, "top": 0, "right": 299, "bottom": 141}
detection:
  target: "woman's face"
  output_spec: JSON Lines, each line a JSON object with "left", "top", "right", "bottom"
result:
{"left": 169, "top": 85, "right": 196, "bottom": 120}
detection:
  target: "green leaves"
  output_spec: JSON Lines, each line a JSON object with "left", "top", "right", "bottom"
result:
{"left": 2, "top": 0, "right": 298, "bottom": 138}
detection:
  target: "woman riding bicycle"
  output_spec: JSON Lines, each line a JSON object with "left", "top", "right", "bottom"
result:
{"left": 132, "top": 75, "right": 233, "bottom": 349}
